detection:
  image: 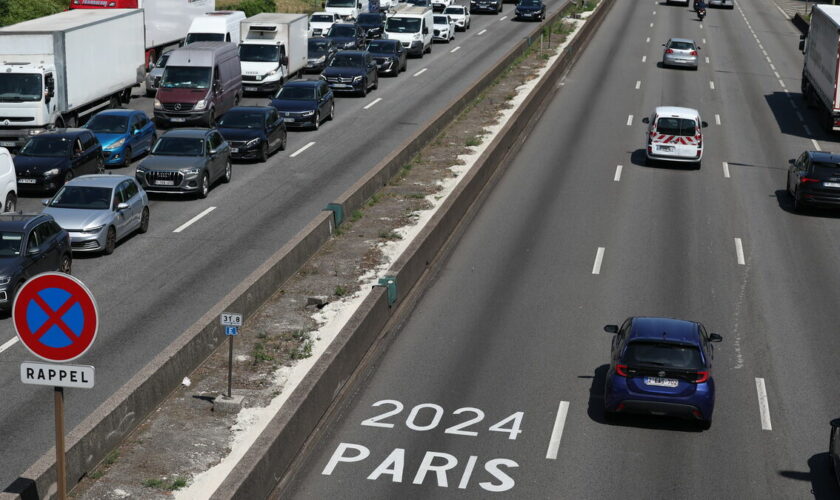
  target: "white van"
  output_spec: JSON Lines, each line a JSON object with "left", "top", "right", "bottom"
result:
{"left": 186, "top": 11, "right": 247, "bottom": 44}
{"left": 642, "top": 106, "right": 708, "bottom": 167}
{"left": 384, "top": 6, "right": 433, "bottom": 57}
{"left": 0, "top": 148, "right": 17, "bottom": 212}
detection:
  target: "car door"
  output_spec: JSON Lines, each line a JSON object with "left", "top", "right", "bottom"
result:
{"left": 265, "top": 109, "right": 279, "bottom": 150}
{"left": 366, "top": 54, "right": 376, "bottom": 82}
{"left": 791, "top": 152, "right": 807, "bottom": 190}
{"left": 122, "top": 179, "right": 144, "bottom": 233}
{"left": 81, "top": 132, "right": 101, "bottom": 174}
{"left": 28, "top": 222, "right": 59, "bottom": 274}
{"left": 111, "top": 183, "right": 131, "bottom": 239}
{"left": 207, "top": 132, "right": 226, "bottom": 181}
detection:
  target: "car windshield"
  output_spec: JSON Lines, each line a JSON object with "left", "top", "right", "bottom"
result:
{"left": 156, "top": 53, "right": 171, "bottom": 68}
{"left": 85, "top": 114, "right": 129, "bottom": 134}
{"left": 18, "top": 136, "right": 70, "bottom": 157}
{"left": 357, "top": 14, "right": 381, "bottom": 24}
{"left": 218, "top": 111, "right": 265, "bottom": 129}
{"left": 326, "top": 0, "right": 355, "bottom": 6}
{"left": 328, "top": 25, "right": 356, "bottom": 37}
{"left": 812, "top": 162, "right": 840, "bottom": 177}
{"left": 275, "top": 86, "right": 316, "bottom": 100}
{"left": 309, "top": 39, "right": 332, "bottom": 55}
{"left": 48, "top": 186, "right": 112, "bottom": 210}
{"left": 406, "top": 0, "right": 431, "bottom": 6}
{"left": 311, "top": 14, "right": 334, "bottom": 22}
{"left": 0, "top": 232, "right": 23, "bottom": 257}
{"left": 367, "top": 41, "right": 394, "bottom": 53}
{"left": 152, "top": 137, "right": 204, "bottom": 156}
{"left": 330, "top": 53, "right": 364, "bottom": 67}
{"left": 623, "top": 341, "right": 704, "bottom": 370}
{"left": 444, "top": 7, "right": 464, "bottom": 14}
{"left": 668, "top": 41, "right": 695, "bottom": 50}
{"left": 434, "top": 16, "right": 448, "bottom": 23}
{"left": 0, "top": 73, "right": 42, "bottom": 103}
{"left": 519, "top": 0, "right": 540, "bottom": 5}
{"left": 656, "top": 117, "right": 697, "bottom": 136}
{"left": 185, "top": 32, "right": 225, "bottom": 44}
{"left": 239, "top": 44, "right": 281, "bottom": 63}
{"left": 386, "top": 17, "right": 421, "bottom": 33}
{"left": 161, "top": 66, "right": 212, "bottom": 89}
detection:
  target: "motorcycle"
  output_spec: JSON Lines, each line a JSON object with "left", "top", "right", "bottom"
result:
{"left": 697, "top": 7, "right": 706, "bottom": 21}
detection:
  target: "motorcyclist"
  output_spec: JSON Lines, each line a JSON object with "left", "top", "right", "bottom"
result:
{"left": 695, "top": 0, "right": 706, "bottom": 12}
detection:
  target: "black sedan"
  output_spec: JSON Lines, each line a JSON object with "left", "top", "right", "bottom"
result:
{"left": 321, "top": 50, "right": 379, "bottom": 97}
{"left": 514, "top": 0, "right": 545, "bottom": 20}
{"left": 326, "top": 23, "right": 366, "bottom": 50}
{"left": 356, "top": 12, "right": 387, "bottom": 39}
{"left": 367, "top": 39, "right": 407, "bottom": 75}
{"left": 306, "top": 38, "right": 339, "bottom": 73}
{"left": 270, "top": 80, "right": 335, "bottom": 130}
{"left": 787, "top": 151, "right": 840, "bottom": 212}
{"left": 14, "top": 129, "right": 104, "bottom": 194}
{"left": 471, "top": 0, "right": 502, "bottom": 14}
{"left": 217, "top": 107, "right": 287, "bottom": 162}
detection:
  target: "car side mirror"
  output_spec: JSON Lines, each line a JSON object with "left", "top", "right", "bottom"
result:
{"left": 641, "top": 117, "right": 649, "bottom": 124}
{"left": 209, "top": 148, "right": 219, "bottom": 156}
{"left": 41, "top": 199, "right": 50, "bottom": 207}
{"left": 603, "top": 324, "right": 618, "bottom": 334}
{"left": 27, "top": 246, "right": 40, "bottom": 256}
{"left": 423, "top": 27, "right": 429, "bottom": 34}
{"left": 701, "top": 121, "right": 708, "bottom": 128}
{"left": 788, "top": 158, "right": 795, "bottom": 165}
{"left": 116, "top": 202, "right": 129, "bottom": 211}
{"left": 708, "top": 333, "right": 723, "bottom": 342}
{"left": 149, "top": 62, "right": 156, "bottom": 70}
{"left": 132, "top": 128, "right": 141, "bottom": 135}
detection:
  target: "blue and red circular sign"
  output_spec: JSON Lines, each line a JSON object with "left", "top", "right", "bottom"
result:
{"left": 13, "top": 272, "right": 98, "bottom": 363}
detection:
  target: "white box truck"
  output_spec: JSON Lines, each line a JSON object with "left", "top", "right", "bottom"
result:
{"left": 0, "top": 9, "right": 145, "bottom": 151}
{"left": 69, "top": 0, "right": 216, "bottom": 70}
{"left": 239, "top": 13, "right": 308, "bottom": 94}
{"left": 801, "top": 5, "right": 840, "bottom": 132}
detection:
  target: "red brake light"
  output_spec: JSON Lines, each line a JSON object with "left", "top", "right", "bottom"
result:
{"left": 690, "top": 50, "right": 697, "bottom": 56}
{"left": 665, "top": 49, "right": 674, "bottom": 54}
{"left": 801, "top": 177, "right": 821, "bottom": 183}
{"left": 616, "top": 364, "right": 629, "bottom": 377}
{"left": 694, "top": 371, "right": 709, "bottom": 383}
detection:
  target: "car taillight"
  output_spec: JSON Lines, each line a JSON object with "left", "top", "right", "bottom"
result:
{"left": 665, "top": 49, "right": 674, "bottom": 54}
{"left": 690, "top": 50, "right": 697, "bottom": 56}
{"left": 615, "top": 364, "right": 629, "bottom": 377}
{"left": 693, "top": 371, "right": 709, "bottom": 383}
{"left": 801, "top": 177, "right": 821, "bottom": 183}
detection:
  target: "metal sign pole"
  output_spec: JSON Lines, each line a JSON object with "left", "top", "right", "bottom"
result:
{"left": 227, "top": 335, "right": 233, "bottom": 399}
{"left": 54, "top": 387, "right": 66, "bottom": 500}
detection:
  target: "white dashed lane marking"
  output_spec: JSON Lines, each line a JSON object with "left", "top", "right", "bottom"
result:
{"left": 722, "top": 161, "right": 730, "bottom": 179}
{"left": 755, "top": 378, "right": 772, "bottom": 431}
{"left": 413, "top": 68, "right": 428, "bottom": 77}
{"left": 735, "top": 238, "right": 745, "bottom": 265}
{"left": 0, "top": 337, "right": 18, "bottom": 355}
{"left": 626, "top": 114, "right": 633, "bottom": 126}
{"left": 545, "top": 401, "right": 570, "bottom": 460}
{"left": 363, "top": 97, "right": 382, "bottom": 110}
{"left": 614, "top": 165, "right": 622, "bottom": 182}
{"left": 592, "top": 247, "right": 605, "bottom": 275}
{"left": 173, "top": 206, "right": 216, "bottom": 233}
{"left": 290, "top": 141, "right": 316, "bottom": 158}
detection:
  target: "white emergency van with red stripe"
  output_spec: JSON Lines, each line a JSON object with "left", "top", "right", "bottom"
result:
{"left": 643, "top": 106, "right": 708, "bottom": 165}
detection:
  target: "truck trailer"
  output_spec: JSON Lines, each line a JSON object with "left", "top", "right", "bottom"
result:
{"left": 0, "top": 9, "right": 145, "bottom": 151}
{"left": 239, "top": 13, "right": 308, "bottom": 94}
{"left": 801, "top": 4, "right": 840, "bottom": 132}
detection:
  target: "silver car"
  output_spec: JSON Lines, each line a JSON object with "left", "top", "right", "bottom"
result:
{"left": 662, "top": 38, "right": 699, "bottom": 70}
{"left": 709, "top": 0, "right": 734, "bottom": 8}
{"left": 42, "top": 175, "right": 149, "bottom": 255}
{"left": 144, "top": 50, "right": 172, "bottom": 98}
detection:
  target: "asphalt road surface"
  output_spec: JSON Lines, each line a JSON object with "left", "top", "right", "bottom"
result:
{"left": 0, "top": 1, "right": 573, "bottom": 489}
{"left": 283, "top": 1, "right": 840, "bottom": 498}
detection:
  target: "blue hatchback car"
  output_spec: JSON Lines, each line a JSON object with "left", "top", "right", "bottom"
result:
{"left": 603, "top": 317, "right": 722, "bottom": 429}
{"left": 84, "top": 109, "right": 156, "bottom": 168}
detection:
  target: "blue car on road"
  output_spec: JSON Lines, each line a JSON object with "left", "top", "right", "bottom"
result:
{"left": 602, "top": 316, "right": 722, "bottom": 429}
{"left": 84, "top": 110, "right": 156, "bottom": 168}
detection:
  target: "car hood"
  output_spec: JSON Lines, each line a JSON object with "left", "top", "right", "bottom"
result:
{"left": 328, "top": 36, "right": 356, "bottom": 44}
{"left": 516, "top": 4, "right": 541, "bottom": 9}
{"left": 42, "top": 207, "right": 112, "bottom": 231}
{"left": 369, "top": 51, "right": 397, "bottom": 59}
{"left": 13, "top": 155, "right": 67, "bottom": 175}
{"left": 155, "top": 88, "right": 208, "bottom": 103}
{"left": 271, "top": 99, "right": 317, "bottom": 112}
{"left": 0, "top": 258, "right": 24, "bottom": 280}
{"left": 93, "top": 132, "right": 128, "bottom": 149}
{"left": 323, "top": 66, "right": 365, "bottom": 77}
{"left": 434, "top": 24, "right": 450, "bottom": 29}
{"left": 217, "top": 127, "right": 263, "bottom": 141}
{"left": 140, "top": 155, "right": 206, "bottom": 171}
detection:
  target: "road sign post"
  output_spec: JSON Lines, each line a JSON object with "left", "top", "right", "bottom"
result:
{"left": 13, "top": 272, "right": 98, "bottom": 500}
{"left": 221, "top": 313, "right": 242, "bottom": 399}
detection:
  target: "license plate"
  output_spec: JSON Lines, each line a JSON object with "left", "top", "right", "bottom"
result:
{"left": 658, "top": 145, "right": 674, "bottom": 152}
{"left": 230, "top": 148, "right": 239, "bottom": 153}
{"left": 156, "top": 180, "right": 175, "bottom": 186}
{"left": 332, "top": 84, "right": 350, "bottom": 88}
{"left": 170, "top": 117, "right": 186, "bottom": 123}
{"left": 644, "top": 377, "right": 679, "bottom": 388}
{"left": 245, "top": 86, "right": 258, "bottom": 91}
{"left": 284, "top": 117, "right": 295, "bottom": 122}
{"left": 18, "top": 178, "right": 36, "bottom": 184}
{"left": 0, "top": 141, "right": 15, "bottom": 147}
{"left": 824, "top": 182, "right": 840, "bottom": 188}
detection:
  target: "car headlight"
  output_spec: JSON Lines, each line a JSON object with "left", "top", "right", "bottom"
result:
{"left": 320, "top": 74, "right": 328, "bottom": 80}
{"left": 316, "top": 55, "right": 326, "bottom": 63}
{"left": 28, "top": 129, "right": 45, "bottom": 136}
{"left": 184, "top": 167, "right": 201, "bottom": 175}
{"left": 135, "top": 165, "right": 147, "bottom": 173}
{"left": 301, "top": 110, "right": 315, "bottom": 116}
{"left": 266, "top": 69, "right": 278, "bottom": 76}
{"left": 255, "top": 75, "right": 263, "bottom": 81}
{"left": 0, "top": 276, "right": 10, "bottom": 285}
{"left": 345, "top": 41, "right": 355, "bottom": 47}
{"left": 194, "top": 99, "right": 207, "bottom": 111}
{"left": 44, "top": 168, "right": 61, "bottom": 177}
{"left": 353, "top": 75, "right": 363, "bottom": 82}
{"left": 105, "top": 137, "right": 126, "bottom": 150}
{"left": 154, "top": 98, "right": 162, "bottom": 109}
{"left": 245, "top": 138, "right": 261, "bottom": 148}
{"left": 81, "top": 225, "right": 105, "bottom": 234}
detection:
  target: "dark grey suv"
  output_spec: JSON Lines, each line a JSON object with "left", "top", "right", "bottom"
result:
{"left": 135, "top": 128, "right": 231, "bottom": 199}
{"left": 0, "top": 214, "right": 72, "bottom": 311}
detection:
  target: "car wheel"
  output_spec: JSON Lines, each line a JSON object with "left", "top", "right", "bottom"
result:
{"left": 258, "top": 142, "right": 269, "bottom": 162}
{"left": 103, "top": 226, "right": 116, "bottom": 255}
{"left": 313, "top": 111, "right": 321, "bottom": 130}
{"left": 139, "top": 206, "right": 150, "bottom": 234}
{"left": 328, "top": 102, "right": 335, "bottom": 121}
{"left": 360, "top": 79, "right": 368, "bottom": 97}
{"left": 4, "top": 192, "right": 16, "bottom": 213}
{"left": 59, "top": 254, "right": 71, "bottom": 274}
{"left": 279, "top": 131, "right": 287, "bottom": 151}
{"left": 198, "top": 172, "right": 209, "bottom": 199}
{"left": 122, "top": 146, "right": 132, "bottom": 168}
{"left": 222, "top": 160, "right": 232, "bottom": 183}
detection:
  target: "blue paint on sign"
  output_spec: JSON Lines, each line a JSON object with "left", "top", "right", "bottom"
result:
{"left": 26, "top": 288, "right": 84, "bottom": 348}
{"left": 225, "top": 326, "right": 239, "bottom": 336}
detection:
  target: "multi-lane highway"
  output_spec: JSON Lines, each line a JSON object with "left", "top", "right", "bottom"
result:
{"left": 282, "top": 0, "right": 840, "bottom": 498}
{"left": 0, "top": 1, "right": 573, "bottom": 489}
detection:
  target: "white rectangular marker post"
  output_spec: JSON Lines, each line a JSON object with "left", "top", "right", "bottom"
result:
{"left": 21, "top": 362, "right": 95, "bottom": 389}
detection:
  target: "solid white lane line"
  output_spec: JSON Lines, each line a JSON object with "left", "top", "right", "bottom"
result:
{"left": 450, "top": 46, "right": 461, "bottom": 53}
{"left": 363, "top": 97, "right": 382, "bottom": 110}
{"left": 626, "top": 114, "right": 633, "bottom": 126}
{"left": 774, "top": 3, "right": 789, "bottom": 18}
{"left": 499, "top": 15, "right": 507, "bottom": 20}
{"left": 705, "top": 56, "right": 710, "bottom": 64}
{"left": 755, "top": 378, "right": 772, "bottom": 431}
{"left": 477, "top": 28, "right": 487, "bottom": 35}
{"left": 592, "top": 247, "right": 605, "bottom": 275}
{"left": 804, "top": 125, "right": 813, "bottom": 136}
{"left": 734, "top": 238, "right": 745, "bottom": 265}
{"left": 709, "top": 81, "right": 715, "bottom": 90}
{"left": 614, "top": 165, "right": 622, "bottom": 182}
{"left": 812, "top": 138, "right": 822, "bottom": 150}
{"left": 722, "top": 161, "right": 730, "bottom": 178}
{"left": 545, "top": 401, "right": 570, "bottom": 460}
{"left": 290, "top": 141, "right": 315, "bottom": 158}
{"left": 642, "top": 55, "right": 647, "bottom": 63}
{"left": 635, "top": 80, "right": 641, "bottom": 90}
{"left": 0, "top": 337, "right": 18, "bottom": 354}
{"left": 173, "top": 206, "right": 216, "bottom": 233}
{"left": 715, "top": 114, "right": 721, "bottom": 125}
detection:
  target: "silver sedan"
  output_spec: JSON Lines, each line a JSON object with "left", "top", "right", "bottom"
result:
{"left": 662, "top": 38, "right": 700, "bottom": 70}
{"left": 42, "top": 174, "right": 150, "bottom": 255}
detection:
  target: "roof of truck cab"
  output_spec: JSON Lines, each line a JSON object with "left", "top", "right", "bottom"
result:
{"left": 0, "top": 8, "right": 139, "bottom": 33}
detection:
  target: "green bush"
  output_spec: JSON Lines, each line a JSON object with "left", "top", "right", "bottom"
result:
{"left": 0, "top": 0, "right": 65, "bottom": 27}
{"left": 220, "top": 0, "right": 276, "bottom": 17}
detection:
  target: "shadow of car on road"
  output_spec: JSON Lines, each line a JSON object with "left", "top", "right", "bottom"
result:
{"left": 779, "top": 452, "right": 840, "bottom": 500}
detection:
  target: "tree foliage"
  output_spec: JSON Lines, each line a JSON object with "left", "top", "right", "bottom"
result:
{"left": 0, "top": 0, "right": 65, "bottom": 27}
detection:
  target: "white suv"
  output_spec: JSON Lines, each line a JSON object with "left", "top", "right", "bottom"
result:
{"left": 309, "top": 12, "right": 339, "bottom": 37}
{"left": 642, "top": 106, "right": 708, "bottom": 167}
{"left": 444, "top": 5, "right": 470, "bottom": 30}
{"left": 0, "top": 148, "right": 17, "bottom": 212}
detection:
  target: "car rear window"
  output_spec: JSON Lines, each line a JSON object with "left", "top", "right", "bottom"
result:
{"left": 622, "top": 341, "right": 704, "bottom": 370}
{"left": 811, "top": 161, "right": 840, "bottom": 177}
{"left": 656, "top": 117, "right": 697, "bottom": 137}
{"left": 668, "top": 41, "right": 695, "bottom": 50}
